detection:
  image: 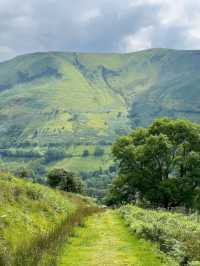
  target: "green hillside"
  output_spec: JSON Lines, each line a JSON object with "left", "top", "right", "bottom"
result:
{"left": 0, "top": 172, "right": 97, "bottom": 265}
{"left": 1, "top": 48, "right": 200, "bottom": 191}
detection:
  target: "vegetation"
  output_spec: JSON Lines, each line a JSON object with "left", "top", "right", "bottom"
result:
{"left": 44, "top": 148, "right": 66, "bottom": 163}
{"left": 82, "top": 149, "right": 90, "bottom": 157}
{"left": 47, "top": 168, "right": 84, "bottom": 193}
{"left": 94, "top": 147, "right": 105, "bottom": 157}
{"left": 2, "top": 49, "right": 200, "bottom": 191}
{"left": 57, "top": 210, "right": 175, "bottom": 266}
{"left": 119, "top": 205, "right": 200, "bottom": 265}
{"left": 107, "top": 118, "right": 200, "bottom": 210}
{"left": 0, "top": 172, "right": 97, "bottom": 265}
{"left": 1, "top": 49, "right": 200, "bottom": 264}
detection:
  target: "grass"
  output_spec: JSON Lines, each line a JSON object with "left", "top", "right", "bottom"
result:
{"left": 57, "top": 210, "right": 175, "bottom": 266}
{"left": 0, "top": 172, "right": 98, "bottom": 265}
{"left": 119, "top": 205, "right": 200, "bottom": 265}
{"left": 51, "top": 153, "right": 112, "bottom": 172}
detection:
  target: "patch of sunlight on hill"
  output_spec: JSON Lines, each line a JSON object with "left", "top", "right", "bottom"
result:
{"left": 50, "top": 155, "right": 112, "bottom": 173}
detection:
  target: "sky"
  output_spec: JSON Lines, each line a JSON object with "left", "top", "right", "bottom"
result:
{"left": 0, "top": 0, "right": 200, "bottom": 61}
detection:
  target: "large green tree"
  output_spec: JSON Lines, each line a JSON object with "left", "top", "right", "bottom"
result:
{"left": 107, "top": 118, "right": 200, "bottom": 208}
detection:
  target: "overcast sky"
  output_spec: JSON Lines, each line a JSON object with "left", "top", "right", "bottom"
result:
{"left": 0, "top": 0, "right": 200, "bottom": 61}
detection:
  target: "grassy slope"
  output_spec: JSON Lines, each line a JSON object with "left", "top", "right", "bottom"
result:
{"left": 1, "top": 49, "right": 200, "bottom": 175}
{"left": 57, "top": 210, "right": 176, "bottom": 266}
{"left": 0, "top": 172, "right": 96, "bottom": 265}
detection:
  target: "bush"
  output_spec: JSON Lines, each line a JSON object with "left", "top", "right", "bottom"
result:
{"left": 94, "top": 147, "right": 104, "bottom": 157}
{"left": 44, "top": 148, "right": 66, "bottom": 163}
{"left": 82, "top": 150, "right": 90, "bottom": 157}
{"left": 15, "top": 167, "right": 28, "bottom": 178}
{"left": 119, "top": 205, "right": 200, "bottom": 265}
{"left": 47, "top": 168, "right": 84, "bottom": 193}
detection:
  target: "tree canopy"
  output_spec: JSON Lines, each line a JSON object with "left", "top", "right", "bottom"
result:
{"left": 47, "top": 168, "right": 84, "bottom": 193}
{"left": 107, "top": 118, "right": 200, "bottom": 209}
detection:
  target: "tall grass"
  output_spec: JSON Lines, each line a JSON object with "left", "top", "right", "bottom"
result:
{"left": 14, "top": 204, "right": 99, "bottom": 266}
{"left": 0, "top": 173, "right": 99, "bottom": 265}
{"left": 119, "top": 205, "right": 200, "bottom": 266}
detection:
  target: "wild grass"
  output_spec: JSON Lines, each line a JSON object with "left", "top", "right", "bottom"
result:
{"left": 0, "top": 172, "right": 98, "bottom": 265}
{"left": 119, "top": 205, "right": 200, "bottom": 265}
{"left": 57, "top": 210, "right": 174, "bottom": 266}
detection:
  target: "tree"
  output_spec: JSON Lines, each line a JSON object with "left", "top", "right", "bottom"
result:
{"left": 47, "top": 168, "right": 84, "bottom": 193}
{"left": 15, "top": 167, "right": 28, "bottom": 178}
{"left": 82, "top": 150, "right": 90, "bottom": 157}
{"left": 94, "top": 147, "right": 104, "bottom": 157}
{"left": 107, "top": 118, "right": 200, "bottom": 209}
{"left": 44, "top": 147, "right": 66, "bottom": 163}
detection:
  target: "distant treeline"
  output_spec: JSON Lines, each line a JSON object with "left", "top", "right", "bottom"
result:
{"left": 0, "top": 146, "right": 106, "bottom": 162}
{"left": 0, "top": 149, "right": 42, "bottom": 158}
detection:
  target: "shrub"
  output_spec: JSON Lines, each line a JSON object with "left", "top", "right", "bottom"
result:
{"left": 119, "top": 205, "right": 200, "bottom": 265}
{"left": 94, "top": 147, "right": 104, "bottom": 157}
{"left": 47, "top": 168, "right": 84, "bottom": 193}
{"left": 82, "top": 150, "right": 90, "bottom": 157}
{"left": 15, "top": 167, "right": 28, "bottom": 178}
{"left": 44, "top": 148, "right": 66, "bottom": 163}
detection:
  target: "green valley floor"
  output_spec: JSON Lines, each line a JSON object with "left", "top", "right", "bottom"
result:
{"left": 56, "top": 210, "right": 174, "bottom": 266}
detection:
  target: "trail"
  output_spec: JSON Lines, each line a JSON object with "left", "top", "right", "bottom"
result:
{"left": 56, "top": 210, "right": 170, "bottom": 266}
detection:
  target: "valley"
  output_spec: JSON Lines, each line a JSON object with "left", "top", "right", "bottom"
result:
{"left": 2, "top": 0, "right": 200, "bottom": 264}
{"left": 1, "top": 49, "right": 200, "bottom": 197}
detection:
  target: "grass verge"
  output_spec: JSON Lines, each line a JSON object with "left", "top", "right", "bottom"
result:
{"left": 0, "top": 172, "right": 98, "bottom": 265}
{"left": 119, "top": 205, "right": 200, "bottom": 265}
{"left": 57, "top": 210, "right": 175, "bottom": 266}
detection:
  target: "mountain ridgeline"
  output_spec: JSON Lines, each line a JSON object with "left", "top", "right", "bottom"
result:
{"left": 0, "top": 48, "right": 200, "bottom": 182}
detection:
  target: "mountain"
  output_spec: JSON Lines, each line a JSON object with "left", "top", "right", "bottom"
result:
{"left": 1, "top": 48, "right": 200, "bottom": 183}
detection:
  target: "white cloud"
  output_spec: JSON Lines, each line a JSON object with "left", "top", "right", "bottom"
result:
{"left": 79, "top": 8, "right": 101, "bottom": 23}
{"left": 0, "top": 46, "right": 17, "bottom": 61}
{"left": 0, "top": 0, "right": 200, "bottom": 61}
{"left": 158, "top": 0, "right": 188, "bottom": 26}
{"left": 123, "top": 26, "right": 153, "bottom": 51}
{"left": 128, "top": 0, "right": 162, "bottom": 7}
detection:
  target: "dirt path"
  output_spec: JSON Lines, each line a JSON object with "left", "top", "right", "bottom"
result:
{"left": 56, "top": 210, "right": 172, "bottom": 266}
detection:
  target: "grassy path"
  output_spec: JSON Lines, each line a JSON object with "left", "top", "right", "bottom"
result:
{"left": 56, "top": 210, "right": 172, "bottom": 266}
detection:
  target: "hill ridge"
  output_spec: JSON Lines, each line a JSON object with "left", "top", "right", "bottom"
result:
{"left": 2, "top": 47, "right": 200, "bottom": 65}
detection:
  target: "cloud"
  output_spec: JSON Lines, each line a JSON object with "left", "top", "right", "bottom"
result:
{"left": 0, "top": 46, "right": 16, "bottom": 62}
{"left": 123, "top": 26, "right": 154, "bottom": 51}
{"left": 0, "top": 0, "right": 200, "bottom": 61}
